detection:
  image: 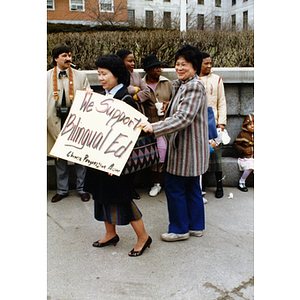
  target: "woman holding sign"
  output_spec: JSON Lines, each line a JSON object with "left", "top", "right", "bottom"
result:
{"left": 84, "top": 55, "right": 152, "bottom": 257}
{"left": 140, "top": 45, "right": 210, "bottom": 242}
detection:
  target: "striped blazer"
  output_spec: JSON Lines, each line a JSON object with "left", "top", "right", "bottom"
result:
{"left": 152, "top": 74, "right": 210, "bottom": 177}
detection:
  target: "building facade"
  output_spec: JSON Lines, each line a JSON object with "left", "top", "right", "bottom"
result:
{"left": 47, "top": 0, "right": 254, "bottom": 30}
{"left": 47, "top": 0, "right": 128, "bottom": 25}
{"left": 128, "top": 0, "right": 254, "bottom": 30}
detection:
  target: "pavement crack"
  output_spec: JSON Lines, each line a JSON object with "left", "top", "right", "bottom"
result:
{"left": 231, "top": 276, "right": 254, "bottom": 297}
{"left": 204, "top": 276, "right": 254, "bottom": 299}
{"left": 47, "top": 213, "right": 65, "bottom": 230}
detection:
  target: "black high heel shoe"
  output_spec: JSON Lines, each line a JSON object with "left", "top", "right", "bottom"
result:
{"left": 93, "top": 235, "right": 119, "bottom": 247}
{"left": 128, "top": 236, "right": 152, "bottom": 257}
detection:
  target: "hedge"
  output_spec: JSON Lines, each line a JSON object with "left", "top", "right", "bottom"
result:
{"left": 47, "top": 30, "right": 254, "bottom": 70}
{"left": 47, "top": 22, "right": 158, "bottom": 34}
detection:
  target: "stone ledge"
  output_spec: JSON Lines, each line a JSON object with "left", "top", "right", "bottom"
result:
{"left": 84, "top": 67, "right": 254, "bottom": 86}
{"left": 47, "top": 157, "right": 253, "bottom": 190}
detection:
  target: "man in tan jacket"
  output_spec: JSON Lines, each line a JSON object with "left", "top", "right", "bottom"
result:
{"left": 47, "top": 44, "right": 90, "bottom": 203}
{"left": 199, "top": 51, "right": 227, "bottom": 199}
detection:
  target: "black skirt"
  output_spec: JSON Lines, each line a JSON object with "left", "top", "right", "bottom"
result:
{"left": 84, "top": 167, "right": 135, "bottom": 204}
{"left": 84, "top": 168, "right": 142, "bottom": 225}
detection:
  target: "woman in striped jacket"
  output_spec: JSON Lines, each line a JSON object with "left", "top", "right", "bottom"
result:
{"left": 141, "top": 44, "right": 210, "bottom": 242}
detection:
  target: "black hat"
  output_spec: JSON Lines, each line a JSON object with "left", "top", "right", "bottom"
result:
{"left": 142, "top": 55, "right": 165, "bottom": 71}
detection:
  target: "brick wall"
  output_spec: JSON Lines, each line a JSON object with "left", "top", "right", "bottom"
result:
{"left": 47, "top": 0, "right": 128, "bottom": 23}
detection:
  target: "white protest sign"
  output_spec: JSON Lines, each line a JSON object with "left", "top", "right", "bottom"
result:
{"left": 50, "top": 90, "right": 147, "bottom": 176}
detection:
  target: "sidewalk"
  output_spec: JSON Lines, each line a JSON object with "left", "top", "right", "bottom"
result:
{"left": 47, "top": 186, "right": 254, "bottom": 300}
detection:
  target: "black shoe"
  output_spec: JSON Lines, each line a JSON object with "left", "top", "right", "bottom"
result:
{"left": 128, "top": 236, "right": 152, "bottom": 257}
{"left": 132, "top": 189, "right": 140, "bottom": 199}
{"left": 80, "top": 193, "right": 90, "bottom": 202}
{"left": 51, "top": 193, "right": 68, "bottom": 203}
{"left": 92, "top": 235, "right": 119, "bottom": 247}
{"left": 215, "top": 187, "right": 224, "bottom": 198}
{"left": 215, "top": 171, "right": 224, "bottom": 198}
{"left": 238, "top": 184, "right": 248, "bottom": 192}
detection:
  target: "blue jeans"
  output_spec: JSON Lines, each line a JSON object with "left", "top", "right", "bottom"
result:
{"left": 164, "top": 173, "right": 205, "bottom": 234}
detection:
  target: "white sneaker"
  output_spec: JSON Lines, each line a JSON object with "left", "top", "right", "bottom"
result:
{"left": 203, "top": 197, "right": 207, "bottom": 204}
{"left": 189, "top": 230, "right": 204, "bottom": 237}
{"left": 161, "top": 232, "right": 189, "bottom": 242}
{"left": 149, "top": 183, "right": 161, "bottom": 197}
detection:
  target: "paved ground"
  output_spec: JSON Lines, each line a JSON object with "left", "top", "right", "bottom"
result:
{"left": 47, "top": 186, "right": 254, "bottom": 300}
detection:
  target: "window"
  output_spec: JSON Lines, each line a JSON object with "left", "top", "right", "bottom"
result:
{"left": 198, "top": 0, "right": 204, "bottom": 4}
{"left": 215, "top": 0, "right": 221, "bottom": 7}
{"left": 197, "top": 14, "right": 204, "bottom": 30}
{"left": 186, "top": 13, "right": 189, "bottom": 29}
{"left": 243, "top": 11, "right": 248, "bottom": 30}
{"left": 231, "top": 14, "right": 236, "bottom": 30}
{"left": 128, "top": 10, "right": 135, "bottom": 26}
{"left": 163, "top": 12, "right": 171, "bottom": 29}
{"left": 232, "top": 0, "right": 236, "bottom": 5}
{"left": 70, "top": 0, "right": 84, "bottom": 11}
{"left": 163, "top": 0, "right": 170, "bottom": 2}
{"left": 146, "top": 11, "right": 154, "bottom": 28}
{"left": 215, "top": 16, "right": 221, "bottom": 30}
{"left": 100, "top": 0, "right": 113, "bottom": 12}
{"left": 47, "top": 0, "right": 54, "bottom": 10}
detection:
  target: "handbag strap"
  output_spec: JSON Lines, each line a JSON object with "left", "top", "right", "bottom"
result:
{"left": 121, "top": 94, "right": 145, "bottom": 114}
{"left": 121, "top": 95, "right": 132, "bottom": 102}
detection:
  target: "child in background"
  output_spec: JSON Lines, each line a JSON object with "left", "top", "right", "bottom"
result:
{"left": 233, "top": 114, "right": 254, "bottom": 192}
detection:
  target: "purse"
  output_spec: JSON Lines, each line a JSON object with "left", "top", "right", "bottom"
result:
{"left": 122, "top": 132, "right": 160, "bottom": 175}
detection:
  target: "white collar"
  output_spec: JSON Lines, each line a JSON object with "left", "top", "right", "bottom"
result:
{"left": 105, "top": 84, "right": 123, "bottom": 97}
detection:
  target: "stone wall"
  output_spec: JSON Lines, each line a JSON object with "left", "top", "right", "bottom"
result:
{"left": 86, "top": 67, "right": 254, "bottom": 157}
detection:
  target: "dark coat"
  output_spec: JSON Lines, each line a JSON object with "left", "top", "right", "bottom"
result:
{"left": 84, "top": 86, "right": 138, "bottom": 204}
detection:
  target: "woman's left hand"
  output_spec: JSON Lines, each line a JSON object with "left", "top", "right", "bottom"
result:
{"left": 140, "top": 121, "right": 154, "bottom": 133}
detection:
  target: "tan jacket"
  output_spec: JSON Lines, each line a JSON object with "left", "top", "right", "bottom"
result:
{"left": 47, "top": 67, "right": 90, "bottom": 155}
{"left": 199, "top": 71, "right": 227, "bottom": 126}
{"left": 142, "top": 75, "right": 172, "bottom": 123}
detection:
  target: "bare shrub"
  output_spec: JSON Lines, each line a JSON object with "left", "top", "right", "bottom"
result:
{"left": 47, "top": 30, "right": 254, "bottom": 70}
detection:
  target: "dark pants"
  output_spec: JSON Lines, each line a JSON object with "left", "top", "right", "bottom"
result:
{"left": 55, "top": 158, "right": 87, "bottom": 195}
{"left": 164, "top": 173, "right": 205, "bottom": 234}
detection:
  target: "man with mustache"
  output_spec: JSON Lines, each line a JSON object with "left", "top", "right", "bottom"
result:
{"left": 47, "top": 44, "right": 91, "bottom": 203}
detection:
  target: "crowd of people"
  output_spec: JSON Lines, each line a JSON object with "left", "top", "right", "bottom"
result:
{"left": 47, "top": 43, "right": 254, "bottom": 257}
